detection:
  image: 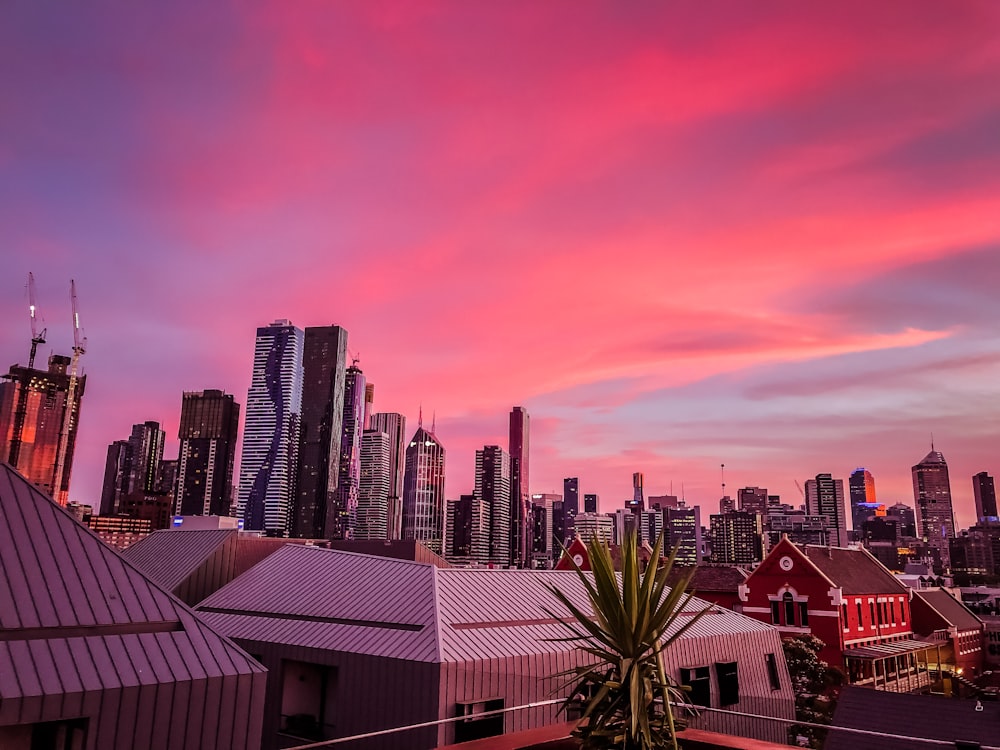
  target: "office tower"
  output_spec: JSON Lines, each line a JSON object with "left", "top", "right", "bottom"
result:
{"left": 294, "top": 325, "right": 348, "bottom": 539}
{"left": 584, "top": 493, "right": 599, "bottom": 513}
{"left": 0, "top": 354, "right": 86, "bottom": 504}
{"left": 630, "top": 472, "right": 645, "bottom": 511}
{"left": 356, "top": 430, "right": 391, "bottom": 539}
{"left": 363, "top": 383, "right": 375, "bottom": 429}
{"left": 738, "top": 487, "right": 768, "bottom": 515}
{"left": 641, "top": 509, "right": 663, "bottom": 544}
{"left": 974, "top": 472, "right": 998, "bottom": 522}
{"left": 563, "top": 477, "right": 579, "bottom": 543}
{"left": 508, "top": 406, "right": 530, "bottom": 567}
{"left": 329, "top": 363, "right": 366, "bottom": 539}
{"left": 476, "top": 445, "right": 512, "bottom": 566}
{"left": 551, "top": 500, "right": 565, "bottom": 560}
{"left": 719, "top": 496, "right": 735, "bottom": 514}
{"left": 100, "top": 440, "right": 129, "bottom": 515}
{"left": 804, "top": 474, "right": 848, "bottom": 546}
{"left": 446, "top": 494, "right": 488, "bottom": 563}
{"left": 529, "top": 493, "right": 558, "bottom": 565}
{"left": 709, "top": 511, "right": 764, "bottom": 565}
{"left": 156, "top": 459, "right": 178, "bottom": 499}
{"left": 886, "top": 502, "right": 918, "bottom": 538}
{"left": 573, "top": 512, "right": 614, "bottom": 545}
{"left": 648, "top": 494, "right": 679, "bottom": 510}
{"left": 175, "top": 390, "right": 239, "bottom": 517}
{"left": 401, "top": 419, "right": 446, "bottom": 554}
{"left": 849, "top": 468, "right": 877, "bottom": 532}
{"left": 611, "top": 508, "right": 641, "bottom": 545}
{"left": 665, "top": 506, "right": 702, "bottom": 566}
{"left": 912, "top": 447, "right": 956, "bottom": 566}
{"left": 370, "top": 412, "right": 407, "bottom": 538}
{"left": 237, "top": 320, "right": 304, "bottom": 536}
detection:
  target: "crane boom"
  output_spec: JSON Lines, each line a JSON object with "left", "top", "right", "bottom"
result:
{"left": 52, "top": 280, "right": 86, "bottom": 505}
{"left": 7, "top": 273, "right": 48, "bottom": 467}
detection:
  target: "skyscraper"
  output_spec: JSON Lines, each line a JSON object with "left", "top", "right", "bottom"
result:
{"left": 98, "top": 421, "right": 165, "bottom": 516}
{"left": 176, "top": 390, "right": 240, "bottom": 517}
{"left": 886, "top": 502, "right": 917, "bottom": 538}
{"left": 446, "top": 494, "right": 487, "bottom": 563}
{"left": 664, "top": 506, "right": 702, "bottom": 565}
{"left": 356, "top": 429, "right": 391, "bottom": 539}
{"left": 508, "top": 406, "right": 530, "bottom": 567}
{"left": 805, "top": 474, "right": 847, "bottom": 546}
{"left": 562, "top": 477, "right": 579, "bottom": 544}
{"left": 100, "top": 440, "right": 129, "bottom": 515}
{"left": 330, "top": 363, "right": 366, "bottom": 539}
{"left": 709, "top": 511, "right": 764, "bottom": 565}
{"left": 849, "top": 468, "right": 877, "bottom": 532}
{"left": 364, "top": 383, "right": 375, "bottom": 429}
{"left": 973, "top": 472, "right": 998, "bottom": 522}
{"left": 912, "top": 447, "right": 956, "bottom": 566}
{"left": 401, "top": 419, "right": 446, "bottom": 554}
{"left": 584, "top": 493, "right": 599, "bottom": 513}
{"left": 237, "top": 320, "right": 303, "bottom": 536}
{"left": 293, "top": 325, "right": 348, "bottom": 539}
{"left": 0, "top": 354, "right": 86, "bottom": 504}
{"left": 630, "top": 472, "right": 645, "bottom": 511}
{"left": 738, "top": 487, "right": 768, "bottom": 515}
{"left": 369, "top": 412, "right": 407, "bottom": 538}
{"left": 476, "top": 445, "right": 512, "bottom": 566}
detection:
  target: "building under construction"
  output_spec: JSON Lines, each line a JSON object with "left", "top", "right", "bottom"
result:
{"left": 0, "top": 354, "right": 86, "bottom": 505}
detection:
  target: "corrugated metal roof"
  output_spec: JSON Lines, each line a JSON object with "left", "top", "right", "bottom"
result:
{"left": 0, "top": 462, "right": 265, "bottom": 706}
{"left": 123, "top": 528, "right": 238, "bottom": 591}
{"left": 912, "top": 588, "right": 984, "bottom": 633}
{"left": 799, "top": 544, "right": 908, "bottom": 595}
{"left": 199, "top": 545, "right": 778, "bottom": 665}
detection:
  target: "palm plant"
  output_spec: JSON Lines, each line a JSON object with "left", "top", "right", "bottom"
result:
{"left": 546, "top": 530, "right": 711, "bottom": 750}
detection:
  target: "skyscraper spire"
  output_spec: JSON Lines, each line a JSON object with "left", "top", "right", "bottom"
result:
{"left": 418, "top": 404, "right": 423, "bottom": 429}
{"left": 431, "top": 410, "right": 436, "bottom": 434}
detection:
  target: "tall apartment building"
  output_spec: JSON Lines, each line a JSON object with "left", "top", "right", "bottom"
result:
{"left": 573, "top": 512, "right": 614, "bottom": 545}
{"left": 0, "top": 354, "right": 86, "bottom": 504}
{"left": 293, "top": 325, "right": 348, "bottom": 539}
{"left": 664, "top": 506, "right": 702, "bottom": 566}
{"left": 237, "top": 320, "right": 303, "bottom": 536}
{"left": 330, "top": 363, "right": 365, "bottom": 539}
{"left": 805, "top": 474, "right": 848, "bottom": 546}
{"left": 912, "top": 447, "right": 956, "bottom": 568}
{"left": 99, "top": 421, "right": 165, "bottom": 515}
{"left": 848, "top": 468, "right": 877, "bottom": 532}
{"left": 477, "top": 445, "right": 512, "bottom": 566}
{"left": 529, "top": 493, "right": 559, "bottom": 566}
{"left": 401, "top": 421, "right": 446, "bottom": 554}
{"left": 508, "top": 406, "right": 530, "bottom": 567}
{"left": 710, "top": 511, "right": 764, "bottom": 565}
{"left": 562, "top": 477, "right": 580, "bottom": 544}
{"left": 369, "top": 412, "right": 407, "bottom": 539}
{"left": 446, "top": 494, "right": 488, "bottom": 564}
{"left": 175, "top": 390, "right": 239, "bottom": 517}
{"left": 356, "top": 429, "right": 391, "bottom": 540}
{"left": 973, "top": 472, "right": 998, "bottom": 522}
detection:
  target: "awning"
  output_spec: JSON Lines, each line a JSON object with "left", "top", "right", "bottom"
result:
{"left": 844, "top": 639, "right": 938, "bottom": 660}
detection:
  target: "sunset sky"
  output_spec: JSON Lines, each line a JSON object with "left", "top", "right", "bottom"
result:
{"left": 3, "top": 2, "right": 1000, "bottom": 528}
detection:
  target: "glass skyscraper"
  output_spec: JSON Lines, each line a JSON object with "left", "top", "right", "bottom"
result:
{"left": 237, "top": 320, "right": 303, "bottom": 536}
{"left": 912, "top": 447, "right": 955, "bottom": 567}
{"left": 401, "top": 420, "right": 446, "bottom": 554}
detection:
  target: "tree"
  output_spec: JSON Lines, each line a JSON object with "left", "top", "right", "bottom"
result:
{"left": 545, "top": 530, "right": 710, "bottom": 750}
{"left": 782, "top": 635, "right": 844, "bottom": 748}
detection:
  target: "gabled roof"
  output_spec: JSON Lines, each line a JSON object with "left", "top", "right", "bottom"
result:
{"left": 0, "top": 463, "right": 264, "bottom": 720}
{"left": 124, "top": 528, "right": 239, "bottom": 591}
{"left": 198, "top": 544, "right": 778, "bottom": 664}
{"left": 798, "top": 544, "right": 907, "bottom": 595}
{"left": 911, "top": 588, "right": 983, "bottom": 633}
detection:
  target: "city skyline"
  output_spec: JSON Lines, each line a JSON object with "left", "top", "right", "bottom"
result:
{"left": 3, "top": 3, "right": 1000, "bottom": 527}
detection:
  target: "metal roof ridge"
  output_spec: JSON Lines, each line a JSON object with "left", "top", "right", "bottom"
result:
{"left": 430, "top": 564, "right": 443, "bottom": 663}
{"left": 297, "top": 544, "right": 439, "bottom": 568}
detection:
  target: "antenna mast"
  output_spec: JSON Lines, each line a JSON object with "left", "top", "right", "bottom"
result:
{"left": 7, "top": 273, "right": 47, "bottom": 467}
{"left": 52, "top": 280, "right": 86, "bottom": 505}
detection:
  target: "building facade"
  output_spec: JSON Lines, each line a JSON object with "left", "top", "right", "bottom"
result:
{"left": 912, "top": 448, "right": 956, "bottom": 569}
{"left": 330, "top": 363, "right": 365, "bottom": 539}
{"left": 237, "top": 320, "right": 304, "bottom": 536}
{"left": 849, "top": 468, "right": 877, "bottom": 533}
{"left": 176, "top": 390, "right": 240, "bottom": 517}
{"left": 710, "top": 511, "right": 764, "bottom": 565}
{"left": 401, "top": 423, "right": 446, "bottom": 554}
{"left": 476, "top": 445, "right": 512, "bottom": 566}
{"left": 293, "top": 325, "right": 348, "bottom": 539}
{"left": 508, "top": 406, "right": 530, "bottom": 567}
{"left": 973, "top": 471, "right": 998, "bottom": 522}
{"left": 562, "top": 477, "right": 579, "bottom": 544}
{"left": 356, "top": 429, "right": 391, "bottom": 540}
{"left": 369, "top": 412, "right": 406, "bottom": 537}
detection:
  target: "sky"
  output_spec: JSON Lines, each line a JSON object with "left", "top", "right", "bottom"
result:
{"left": 2, "top": 1, "right": 1000, "bottom": 529}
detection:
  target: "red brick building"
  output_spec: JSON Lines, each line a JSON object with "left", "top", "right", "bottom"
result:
{"left": 740, "top": 538, "right": 940, "bottom": 690}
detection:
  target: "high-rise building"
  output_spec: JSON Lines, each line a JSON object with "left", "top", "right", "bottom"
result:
{"left": 446, "top": 494, "right": 488, "bottom": 563}
{"left": 529, "top": 493, "right": 559, "bottom": 566}
{"left": 99, "top": 421, "right": 165, "bottom": 516}
{"left": 886, "top": 502, "right": 918, "bottom": 538}
{"left": 363, "top": 383, "right": 375, "bottom": 429}
{"left": 476, "top": 445, "right": 512, "bottom": 566}
{"left": 719, "top": 495, "right": 735, "bottom": 514}
{"left": 176, "top": 390, "right": 239, "bottom": 517}
{"left": 584, "top": 493, "right": 599, "bottom": 513}
{"left": 551, "top": 499, "right": 565, "bottom": 559}
{"left": 973, "top": 472, "right": 998, "bottom": 522}
{"left": 848, "top": 468, "right": 877, "bottom": 532}
{"left": 664, "top": 506, "right": 702, "bottom": 565}
{"left": 0, "top": 354, "right": 86, "bottom": 504}
{"left": 709, "top": 512, "right": 764, "bottom": 565}
{"left": 563, "top": 478, "right": 579, "bottom": 543}
{"left": 630, "top": 472, "right": 645, "bottom": 511}
{"left": 369, "top": 412, "right": 407, "bottom": 538}
{"left": 508, "top": 406, "right": 530, "bottom": 567}
{"left": 294, "top": 325, "right": 348, "bottom": 539}
{"left": 573, "top": 512, "right": 614, "bottom": 545}
{"left": 648, "top": 494, "right": 679, "bottom": 510}
{"left": 401, "top": 420, "right": 446, "bottom": 554}
{"left": 237, "top": 320, "right": 304, "bottom": 536}
{"left": 356, "top": 429, "right": 391, "bottom": 540}
{"left": 738, "top": 487, "right": 768, "bottom": 515}
{"left": 330, "top": 363, "right": 366, "bottom": 539}
{"left": 805, "top": 474, "right": 847, "bottom": 546}
{"left": 912, "top": 447, "right": 956, "bottom": 567}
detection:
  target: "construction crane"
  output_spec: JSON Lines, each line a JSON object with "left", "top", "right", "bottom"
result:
{"left": 51, "top": 280, "right": 86, "bottom": 505}
{"left": 7, "top": 273, "right": 47, "bottom": 467}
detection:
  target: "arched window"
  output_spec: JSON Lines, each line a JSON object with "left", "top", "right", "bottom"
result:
{"left": 783, "top": 592, "right": 795, "bottom": 625}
